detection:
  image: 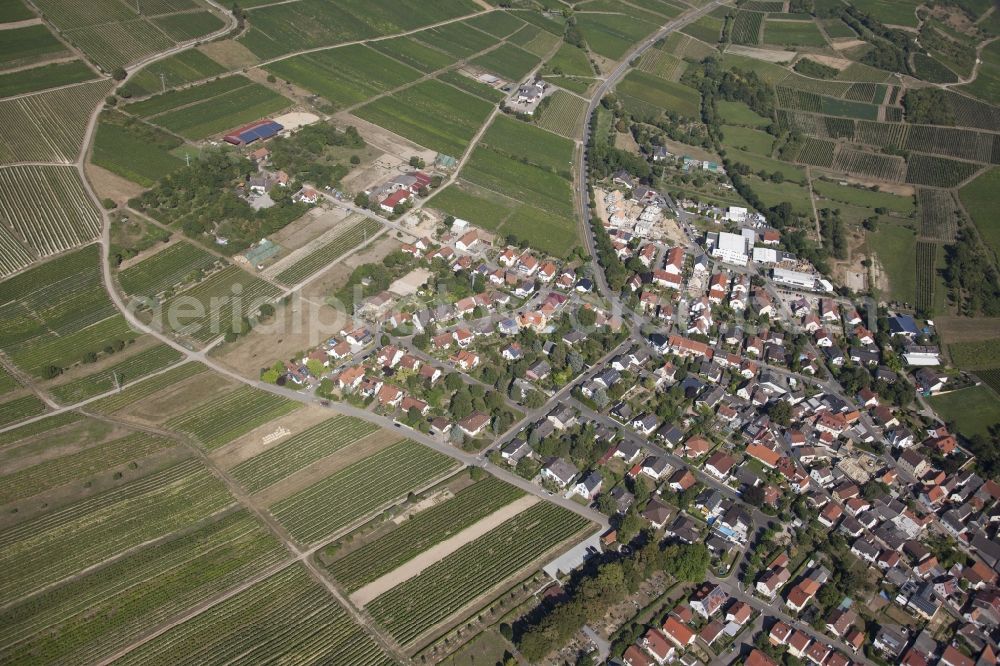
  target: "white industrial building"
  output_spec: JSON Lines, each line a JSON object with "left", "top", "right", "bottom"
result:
{"left": 771, "top": 267, "right": 817, "bottom": 290}
{"left": 712, "top": 231, "right": 749, "bottom": 266}
{"left": 725, "top": 206, "right": 748, "bottom": 223}
{"left": 753, "top": 247, "right": 778, "bottom": 263}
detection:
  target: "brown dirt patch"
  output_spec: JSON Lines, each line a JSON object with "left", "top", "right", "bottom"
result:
{"left": 85, "top": 163, "right": 144, "bottom": 203}
{"left": 830, "top": 39, "right": 866, "bottom": 51}
{"left": 350, "top": 495, "right": 540, "bottom": 606}
{"left": 253, "top": 428, "right": 402, "bottom": 506}
{"left": 0, "top": 417, "right": 121, "bottom": 470}
{"left": 122, "top": 372, "right": 237, "bottom": 425}
{"left": 211, "top": 405, "right": 333, "bottom": 469}
{"left": 197, "top": 40, "right": 259, "bottom": 69}
{"left": 268, "top": 205, "right": 355, "bottom": 252}
{"left": 799, "top": 53, "right": 851, "bottom": 69}
{"left": 338, "top": 112, "right": 438, "bottom": 165}
{"left": 614, "top": 131, "right": 642, "bottom": 154}
{"left": 935, "top": 317, "right": 1000, "bottom": 343}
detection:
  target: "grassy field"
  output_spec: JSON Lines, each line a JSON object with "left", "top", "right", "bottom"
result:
{"left": 763, "top": 19, "right": 828, "bottom": 47}
{"left": 0, "top": 458, "right": 232, "bottom": 601}
{"left": 152, "top": 11, "right": 225, "bottom": 42}
{"left": 617, "top": 70, "right": 701, "bottom": 119}
{"left": 721, "top": 125, "right": 774, "bottom": 155}
{"left": 0, "top": 511, "right": 285, "bottom": 666}
{"left": 411, "top": 19, "right": 499, "bottom": 58}
{"left": 868, "top": 220, "right": 917, "bottom": 304}
{"left": 118, "top": 240, "right": 220, "bottom": 299}
{"left": 354, "top": 79, "right": 493, "bottom": 157}
{"left": 958, "top": 167, "right": 1000, "bottom": 259}
{"left": 727, "top": 148, "right": 807, "bottom": 183}
{"left": 852, "top": 0, "right": 920, "bottom": 28}
{"left": 237, "top": 0, "right": 481, "bottom": 59}
{"left": 463, "top": 145, "right": 576, "bottom": 222}
{"left": 431, "top": 181, "right": 515, "bottom": 229}
{"left": 270, "top": 439, "right": 459, "bottom": 545}
{"left": 437, "top": 70, "right": 507, "bottom": 102}
{"left": 265, "top": 45, "right": 421, "bottom": 109}
{"left": 89, "top": 362, "right": 208, "bottom": 413}
{"left": 230, "top": 415, "right": 379, "bottom": 493}
{"left": 326, "top": 476, "right": 525, "bottom": 590}
{"left": 717, "top": 100, "right": 771, "bottom": 128}
{"left": 137, "top": 76, "right": 292, "bottom": 140}
{"left": 124, "top": 49, "right": 226, "bottom": 97}
{"left": 575, "top": 12, "right": 660, "bottom": 60}
{"left": 92, "top": 116, "right": 185, "bottom": 187}
{"left": 165, "top": 385, "right": 301, "bottom": 451}
{"left": 0, "top": 24, "right": 67, "bottom": 69}
{"left": 113, "top": 565, "right": 394, "bottom": 666}
{"left": 48, "top": 343, "right": 183, "bottom": 404}
{"left": 466, "top": 11, "right": 525, "bottom": 38}
{"left": 958, "top": 39, "right": 1000, "bottom": 102}
{"left": 744, "top": 175, "right": 813, "bottom": 215}
{"left": 480, "top": 115, "right": 574, "bottom": 174}
{"left": 470, "top": 43, "right": 540, "bottom": 81}
{"left": 366, "top": 502, "right": 591, "bottom": 646}
{"left": 927, "top": 385, "right": 1000, "bottom": 440}
{"left": 811, "top": 179, "right": 914, "bottom": 214}
{"left": 949, "top": 339, "right": 1000, "bottom": 370}
{"left": 369, "top": 36, "right": 457, "bottom": 73}
{"left": 0, "top": 61, "right": 96, "bottom": 97}
{"left": 543, "top": 42, "right": 594, "bottom": 77}
{"left": 0, "top": 0, "right": 33, "bottom": 22}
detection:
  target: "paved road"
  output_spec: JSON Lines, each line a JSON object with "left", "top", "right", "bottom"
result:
{"left": 575, "top": 0, "right": 730, "bottom": 300}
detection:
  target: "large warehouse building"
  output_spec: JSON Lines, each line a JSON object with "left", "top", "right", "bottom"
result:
{"left": 771, "top": 267, "right": 817, "bottom": 290}
{"left": 224, "top": 119, "right": 284, "bottom": 145}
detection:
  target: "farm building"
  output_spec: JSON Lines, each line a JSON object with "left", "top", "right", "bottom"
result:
{"left": 224, "top": 119, "right": 284, "bottom": 145}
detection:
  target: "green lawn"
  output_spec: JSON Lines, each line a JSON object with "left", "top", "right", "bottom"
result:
{"left": 927, "top": 385, "right": 1000, "bottom": 440}
{"left": 812, "top": 179, "right": 914, "bottom": 214}
{"left": 717, "top": 100, "right": 771, "bottom": 128}
{"left": 851, "top": 0, "right": 920, "bottom": 28}
{"left": 721, "top": 125, "right": 774, "bottom": 155}
{"left": 543, "top": 42, "right": 594, "bottom": 77}
{"left": 575, "top": 12, "right": 660, "bottom": 60}
{"left": 745, "top": 175, "right": 813, "bottom": 215}
{"left": 958, "top": 167, "right": 1000, "bottom": 260}
{"left": 868, "top": 220, "right": 917, "bottom": 304}
{"left": 617, "top": 70, "right": 702, "bottom": 119}
{"left": 726, "top": 148, "right": 807, "bottom": 184}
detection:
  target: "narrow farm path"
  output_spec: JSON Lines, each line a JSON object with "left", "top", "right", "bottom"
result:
{"left": 350, "top": 494, "right": 539, "bottom": 607}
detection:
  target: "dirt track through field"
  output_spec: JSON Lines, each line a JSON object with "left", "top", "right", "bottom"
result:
{"left": 349, "top": 494, "right": 538, "bottom": 606}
